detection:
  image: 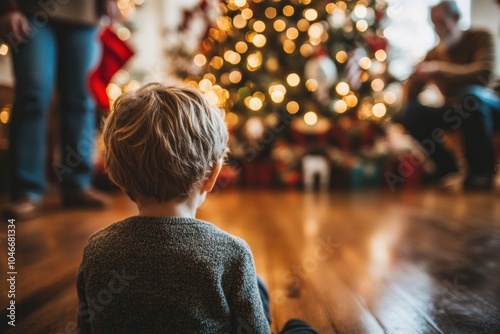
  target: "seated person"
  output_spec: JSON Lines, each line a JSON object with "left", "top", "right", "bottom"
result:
{"left": 77, "top": 83, "right": 318, "bottom": 333}
{"left": 398, "top": 0, "right": 500, "bottom": 190}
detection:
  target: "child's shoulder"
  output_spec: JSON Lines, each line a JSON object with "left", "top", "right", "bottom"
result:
{"left": 191, "top": 218, "right": 252, "bottom": 254}
{"left": 84, "top": 216, "right": 251, "bottom": 255}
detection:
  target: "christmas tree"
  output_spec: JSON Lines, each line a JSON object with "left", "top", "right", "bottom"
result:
{"left": 175, "top": 0, "right": 397, "bottom": 188}
{"left": 179, "top": 0, "right": 395, "bottom": 124}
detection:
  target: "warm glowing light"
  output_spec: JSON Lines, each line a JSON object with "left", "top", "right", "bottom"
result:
{"left": 210, "top": 56, "right": 224, "bottom": 69}
{"left": 384, "top": 91, "right": 397, "bottom": 104}
{"left": 287, "top": 73, "right": 300, "bottom": 87}
{"left": 304, "top": 8, "right": 318, "bottom": 21}
{"left": 375, "top": 49, "right": 387, "bottom": 62}
{"left": 198, "top": 79, "right": 213, "bottom": 93}
{"left": 354, "top": 5, "right": 367, "bottom": 18}
{"left": 265, "top": 7, "right": 277, "bottom": 19}
{"left": 300, "top": 44, "right": 313, "bottom": 57}
{"left": 235, "top": 41, "right": 248, "bottom": 53}
{"left": 225, "top": 112, "right": 239, "bottom": 128}
{"left": 335, "top": 51, "right": 348, "bottom": 63}
{"left": 224, "top": 51, "right": 239, "bottom": 64}
{"left": 253, "top": 34, "right": 267, "bottom": 47}
{"left": 286, "top": 27, "right": 299, "bottom": 40}
{"left": 229, "top": 71, "right": 242, "bottom": 84}
{"left": 117, "top": 27, "right": 131, "bottom": 40}
{"left": 297, "top": 19, "right": 310, "bottom": 32}
{"left": 271, "top": 90, "right": 285, "bottom": 103}
{"left": 247, "top": 53, "right": 262, "bottom": 70}
{"left": 254, "top": 91, "right": 266, "bottom": 101}
{"left": 204, "top": 73, "right": 216, "bottom": 84}
{"left": 356, "top": 20, "right": 368, "bottom": 32}
{"left": 274, "top": 19, "right": 286, "bottom": 32}
{"left": 249, "top": 97, "right": 263, "bottom": 111}
{"left": 283, "top": 40, "right": 296, "bottom": 54}
{"left": 336, "top": 82, "right": 350, "bottom": 96}
{"left": 371, "top": 78, "right": 385, "bottom": 92}
{"left": 220, "top": 73, "right": 230, "bottom": 86}
{"left": 344, "top": 94, "right": 358, "bottom": 108}
{"left": 372, "top": 103, "right": 387, "bottom": 117}
{"left": 334, "top": 100, "right": 348, "bottom": 113}
{"left": 269, "top": 84, "right": 286, "bottom": 95}
{"left": 304, "top": 111, "right": 318, "bottom": 125}
{"left": 241, "top": 8, "right": 253, "bottom": 20}
{"left": 233, "top": 15, "right": 247, "bottom": 29}
{"left": 325, "top": 3, "right": 336, "bottom": 14}
{"left": 283, "top": 5, "right": 294, "bottom": 16}
{"left": 106, "top": 83, "right": 122, "bottom": 100}
{"left": 124, "top": 80, "right": 141, "bottom": 92}
{"left": 266, "top": 57, "right": 279, "bottom": 72}
{"left": 359, "top": 57, "right": 372, "bottom": 70}
{"left": 217, "top": 16, "right": 232, "bottom": 31}
{"left": 305, "top": 79, "right": 318, "bottom": 92}
{"left": 286, "top": 101, "right": 300, "bottom": 114}
{"left": 253, "top": 20, "right": 266, "bottom": 33}
{"left": 193, "top": 54, "right": 207, "bottom": 67}
{"left": 308, "top": 23, "right": 323, "bottom": 39}
{"left": 205, "top": 91, "right": 219, "bottom": 106}
{"left": 0, "top": 44, "right": 8, "bottom": 56}
{"left": 234, "top": 0, "right": 246, "bottom": 7}
{"left": 0, "top": 110, "right": 9, "bottom": 124}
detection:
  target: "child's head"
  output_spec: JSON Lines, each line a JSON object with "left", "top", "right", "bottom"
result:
{"left": 103, "top": 83, "right": 228, "bottom": 203}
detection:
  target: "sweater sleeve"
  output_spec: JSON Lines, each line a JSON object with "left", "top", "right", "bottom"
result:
{"left": 228, "top": 245, "right": 271, "bottom": 334}
{"left": 76, "top": 264, "right": 92, "bottom": 334}
{"left": 435, "top": 30, "right": 494, "bottom": 86}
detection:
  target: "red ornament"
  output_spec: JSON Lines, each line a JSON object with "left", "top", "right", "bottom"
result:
{"left": 89, "top": 27, "right": 135, "bottom": 110}
{"left": 364, "top": 32, "right": 388, "bottom": 52}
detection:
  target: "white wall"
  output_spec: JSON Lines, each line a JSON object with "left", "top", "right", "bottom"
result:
{"left": 471, "top": 0, "right": 500, "bottom": 76}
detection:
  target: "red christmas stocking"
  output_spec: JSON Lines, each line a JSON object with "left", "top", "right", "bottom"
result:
{"left": 89, "top": 27, "right": 135, "bottom": 110}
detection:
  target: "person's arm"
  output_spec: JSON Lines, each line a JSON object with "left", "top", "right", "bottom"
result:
{"left": 433, "top": 30, "right": 494, "bottom": 86}
{"left": 404, "top": 53, "right": 433, "bottom": 101}
{"left": 0, "top": 1, "right": 30, "bottom": 44}
{"left": 228, "top": 245, "right": 271, "bottom": 334}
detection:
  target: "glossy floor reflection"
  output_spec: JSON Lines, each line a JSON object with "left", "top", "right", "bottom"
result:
{"left": 0, "top": 189, "right": 499, "bottom": 333}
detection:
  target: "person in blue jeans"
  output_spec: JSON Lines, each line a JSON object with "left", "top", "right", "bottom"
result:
{"left": 0, "top": 0, "right": 118, "bottom": 218}
{"left": 397, "top": 1, "right": 500, "bottom": 190}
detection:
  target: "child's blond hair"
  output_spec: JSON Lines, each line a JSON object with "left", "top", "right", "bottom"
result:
{"left": 103, "top": 83, "right": 228, "bottom": 202}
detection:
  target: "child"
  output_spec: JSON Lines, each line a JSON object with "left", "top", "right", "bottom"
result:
{"left": 77, "top": 83, "right": 317, "bottom": 333}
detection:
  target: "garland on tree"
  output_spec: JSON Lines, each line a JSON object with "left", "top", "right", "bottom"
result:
{"left": 172, "top": 0, "right": 406, "bottom": 187}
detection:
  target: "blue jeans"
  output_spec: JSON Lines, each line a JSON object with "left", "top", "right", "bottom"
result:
{"left": 257, "top": 277, "right": 319, "bottom": 333}
{"left": 9, "top": 16, "right": 99, "bottom": 201}
{"left": 398, "top": 85, "right": 500, "bottom": 179}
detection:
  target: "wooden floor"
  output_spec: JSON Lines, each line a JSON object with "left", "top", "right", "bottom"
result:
{"left": 1, "top": 188, "right": 499, "bottom": 333}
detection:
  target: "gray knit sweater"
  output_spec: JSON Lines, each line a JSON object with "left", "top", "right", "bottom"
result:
{"left": 77, "top": 216, "right": 271, "bottom": 334}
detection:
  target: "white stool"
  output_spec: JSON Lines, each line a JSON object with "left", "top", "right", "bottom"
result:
{"left": 302, "top": 155, "right": 330, "bottom": 191}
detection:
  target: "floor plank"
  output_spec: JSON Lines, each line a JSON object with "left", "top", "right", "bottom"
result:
{"left": 1, "top": 188, "right": 499, "bottom": 333}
